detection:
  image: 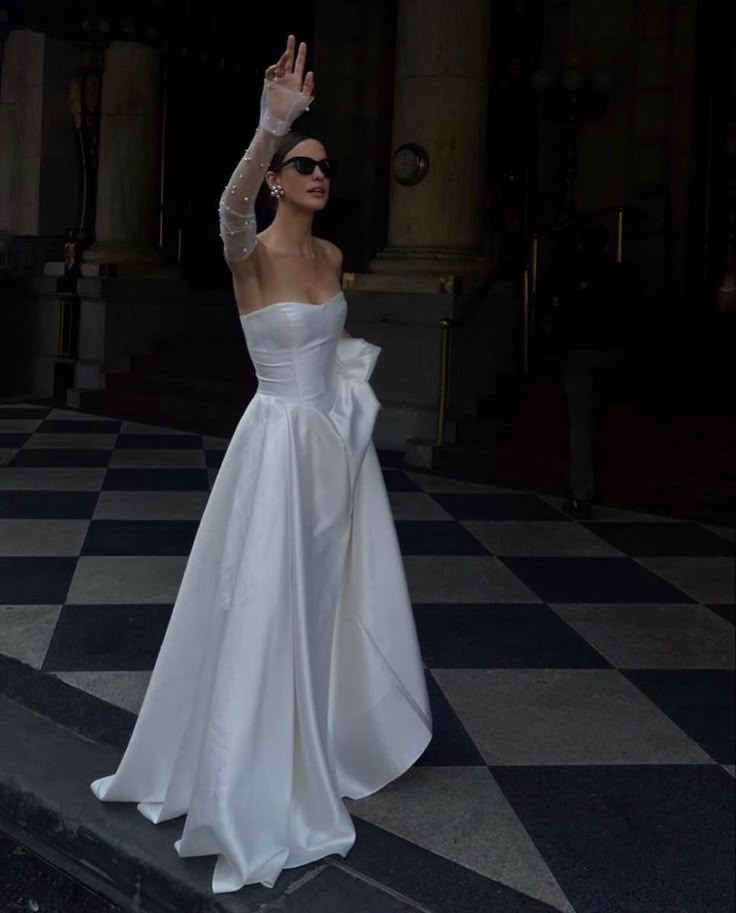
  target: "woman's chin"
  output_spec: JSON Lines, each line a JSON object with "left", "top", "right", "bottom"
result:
{"left": 286, "top": 195, "right": 329, "bottom": 214}
{"left": 302, "top": 193, "right": 329, "bottom": 211}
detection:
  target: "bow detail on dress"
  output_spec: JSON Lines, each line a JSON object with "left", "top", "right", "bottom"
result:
{"left": 335, "top": 337, "right": 381, "bottom": 383}
{"left": 330, "top": 338, "right": 382, "bottom": 492}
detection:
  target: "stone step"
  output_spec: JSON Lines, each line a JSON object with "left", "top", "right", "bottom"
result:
{"left": 152, "top": 333, "right": 248, "bottom": 358}
{"left": 0, "top": 657, "right": 533, "bottom": 913}
{"left": 106, "top": 369, "right": 253, "bottom": 403}
{"left": 80, "top": 388, "right": 247, "bottom": 437}
{"left": 130, "top": 353, "right": 254, "bottom": 382}
{"left": 0, "top": 683, "right": 323, "bottom": 913}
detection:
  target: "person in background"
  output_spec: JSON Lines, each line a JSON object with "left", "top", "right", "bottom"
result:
{"left": 554, "top": 224, "right": 639, "bottom": 521}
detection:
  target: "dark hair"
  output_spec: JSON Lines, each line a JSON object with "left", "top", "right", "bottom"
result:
{"left": 261, "top": 130, "right": 329, "bottom": 215}
{"left": 268, "top": 130, "right": 326, "bottom": 172}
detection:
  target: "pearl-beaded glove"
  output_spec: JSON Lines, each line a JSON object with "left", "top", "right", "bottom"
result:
{"left": 218, "top": 81, "right": 312, "bottom": 263}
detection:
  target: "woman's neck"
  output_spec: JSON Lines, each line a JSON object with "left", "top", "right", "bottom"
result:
{"left": 268, "top": 205, "right": 316, "bottom": 257}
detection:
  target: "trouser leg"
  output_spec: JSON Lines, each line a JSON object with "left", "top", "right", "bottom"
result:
{"left": 564, "top": 356, "right": 595, "bottom": 501}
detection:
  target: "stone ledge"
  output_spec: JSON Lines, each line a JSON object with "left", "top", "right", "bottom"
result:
{"left": 0, "top": 693, "right": 443, "bottom": 913}
{"left": 343, "top": 272, "right": 461, "bottom": 295}
{"left": 0, "top": 694, "right": 322, "bottom": 913}
{"left": 0, "top": 657, "right": 562, "bottom": 913}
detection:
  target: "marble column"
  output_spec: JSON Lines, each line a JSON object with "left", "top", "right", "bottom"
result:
{"left": 85, "top": 41, "right": 161, "bottom": 264}
{"left": 383, "top": 0, "right": 491, "bottom": 266}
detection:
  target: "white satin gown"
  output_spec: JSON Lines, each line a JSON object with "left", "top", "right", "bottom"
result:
{"left": 90, "top": 291, "right": 432, "bottom": 892}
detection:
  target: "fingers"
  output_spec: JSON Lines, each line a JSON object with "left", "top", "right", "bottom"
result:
{"left": 285, "top": 33, "right": 295, "bottom": 71}
{"left": 266, "top": 36, "right": 312, "bottom": 88}
{"left": 293, "top": 40, "right": 307, "bottom": 81}
{"left": 265, "top": 46, "right": 289, "bottom": 80}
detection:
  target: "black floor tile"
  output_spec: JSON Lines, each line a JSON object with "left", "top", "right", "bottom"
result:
{"left": 395, "top": 521, "right": 489, "bottom": 555}
{"left": 0, "top": 434, "right": 30, "bottom": 448}
{"left": 347, "top": 818, "right": 561, "bottom": 913}
{"left": 9, "top": 449, "right": 112, "bottom": 468}
{"left": 37, "top": 420, "right": 120, "bottom": 434}
{"left": 43, "top": 604, "right": 173, "bottom": 672}
{"left": 284, "top": 865, "right": 420, "bottom": 912}
{"left": 103, "top": 469, "right": 209, "bottom": 491}
{"left": 376, "top": 449, "right": 404, "bottom": 468}
{"left": 708, "top": 603, "right": 735, "bottom": 625}
{"left": 414, "top": 603, "right": 609, "bottom": 668}
{"left": 382, "top": 470, "right": 421, "bottom": 492}
{"left": 82, "top": 520, "right": 199, "bottom": 556}
{"left": 0, "top": 655, "right": 134, "bottom": 750}
{"left": 416, "top": 671, "right": 485, "bottom": 766}
{"left": 586, "top": 522, "right": 736, "bottom": 557}
{"left": 502, "top": 557, "right": 695, "bottom": 603}
{"left": 116, "top": 434, "right": 202, "bottom": 450}
{"left": 0, "top": 557, "right": 76, "bottom": 603}
{"left": 0, "top": 491, "right": 99, "bottom": 519}
{"left": 204, "top": 449, "right": 225, "bottom": 468}
{"left": 431, "top": 493, "right": 565, "bottom": 521}
{"left": 490, "top": 764, "right": 736, "bottom": 913}
{"left": 624, "top": 669, "right": 735, "bottom": 763}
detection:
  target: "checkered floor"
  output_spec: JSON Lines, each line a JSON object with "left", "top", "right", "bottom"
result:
{"left": 0, "top": 402, "right": 734, "bottom": 913}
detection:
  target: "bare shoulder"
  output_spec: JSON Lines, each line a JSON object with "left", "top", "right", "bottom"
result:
{"left": 316, "top": 237, "right": 343, "bottom": 273}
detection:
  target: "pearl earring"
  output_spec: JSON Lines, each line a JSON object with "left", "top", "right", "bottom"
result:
{"left": 270, "top": 184, "right": 284, "bottom": 199}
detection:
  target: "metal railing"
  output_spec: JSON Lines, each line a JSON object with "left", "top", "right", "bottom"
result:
{"left": 435, "top": 319, "right": 452, "bottom": 446}
{"left": 433, "top": 267, "right": 498, "bottom": 446}
{"left": 432, "top": 204, "right": 657, "bottom": 447}
{"left": 521, "top": 204, "right": 632, "bottom": 373}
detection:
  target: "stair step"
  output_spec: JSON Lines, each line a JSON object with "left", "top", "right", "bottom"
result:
{"left": 106, "top": 370, "right": 254, "bottom": 402}
{"left": 130, "top": 354, "right": 253, "bottom": 382}
{"left": 153, "top": 335, "right": 247, "bottom": 357}
{"left": 81, "top": 389, "right": 246, "bottom": 437}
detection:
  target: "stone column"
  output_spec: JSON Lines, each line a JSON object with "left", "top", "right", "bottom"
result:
{"left": 85, "top": 41, "right": 161, "bottom": 264}
{"left": 0, "top": 29, "right": 45, "bottom": 237}
{"left": 383, "top": 0, "right": 491, "bottom": 266}
{"left": 0, "top": 30, "right": 60, "bottom": 396}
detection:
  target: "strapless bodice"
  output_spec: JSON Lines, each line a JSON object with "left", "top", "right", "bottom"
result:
{"left": 241, "top": 292, "right": 346, "bottom": 407}
{"left": 241, "top": 291, "right": 381, "bottom": 490}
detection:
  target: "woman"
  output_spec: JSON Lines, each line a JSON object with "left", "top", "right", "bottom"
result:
{"left": 90, "top": 35, "right": 432, "bottom": 893}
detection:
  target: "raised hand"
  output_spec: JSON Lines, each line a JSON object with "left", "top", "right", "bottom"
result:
{"left": 264, "top": 35, "right": 315, "bottom": 123}
{"left": 219, "top": 39, "right": 314, "bottom": 264}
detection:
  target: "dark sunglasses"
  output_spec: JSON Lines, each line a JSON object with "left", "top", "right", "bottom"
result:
{"left": 278, "top": 156, "right": 337, "bottom": 179}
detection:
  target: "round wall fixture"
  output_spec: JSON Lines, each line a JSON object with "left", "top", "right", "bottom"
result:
{"left": 391, "top": 143, "right": 429, "bottom": 186}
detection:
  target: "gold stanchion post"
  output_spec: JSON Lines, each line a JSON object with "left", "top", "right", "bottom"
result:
{"left": 435, "top": 319, "right": 451, "bottom": 446}
{"left": 522, "top": 268, "right": 530, "bottom": 374}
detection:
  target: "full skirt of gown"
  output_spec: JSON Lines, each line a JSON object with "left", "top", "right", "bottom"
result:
{"left": 90, "top": 294, "right": 432, "bottom": 891}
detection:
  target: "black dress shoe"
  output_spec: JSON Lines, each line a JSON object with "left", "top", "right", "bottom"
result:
{"left": 563, "top": 498, "right": 592, "bottom": 521}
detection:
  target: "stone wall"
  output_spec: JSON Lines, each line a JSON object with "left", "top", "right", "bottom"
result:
{"left": 571, "top": 0, "right": 699, "bottom": 299}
